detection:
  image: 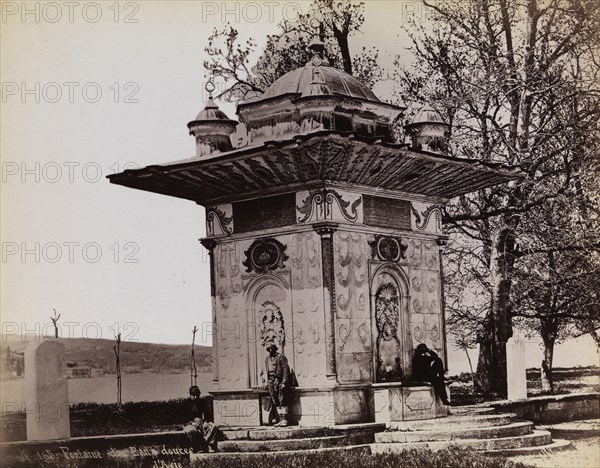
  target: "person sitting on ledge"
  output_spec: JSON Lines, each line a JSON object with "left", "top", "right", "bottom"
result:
{"left": 411, "top": 343, "right": 451, "bottom": 406}
{"left": 183, "top": 385, "right": 218, "bottom": 452}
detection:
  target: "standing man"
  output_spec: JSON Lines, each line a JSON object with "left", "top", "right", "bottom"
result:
{"left": 264, "top": 342, "right": 290, "bottom": 426}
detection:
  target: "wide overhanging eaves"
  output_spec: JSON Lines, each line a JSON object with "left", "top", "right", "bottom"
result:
{"left": 107, "top": 132, "right": 523, "bottom": 205}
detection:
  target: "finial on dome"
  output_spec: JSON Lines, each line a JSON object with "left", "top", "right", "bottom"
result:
{"left": 205, "top": 80, "right": 216, "bottom": 99}
{"left": 306, "top": 19, "right": 329, "bottom": 66}
{"left": 301, "top": 68, "right": 332, "bottom": 97}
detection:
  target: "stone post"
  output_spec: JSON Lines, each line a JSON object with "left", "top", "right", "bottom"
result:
{"left": 24, "top": 340, "right": 70, "bottom": 440}
{"left": 506, "top": 335, "right": 527, "bottom": 400}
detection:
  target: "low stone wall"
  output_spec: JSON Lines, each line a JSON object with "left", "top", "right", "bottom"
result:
{"left": 489, "top": 392, "right": 600, "bottom": 424}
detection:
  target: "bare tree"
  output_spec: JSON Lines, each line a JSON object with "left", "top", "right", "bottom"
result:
{"left": 204, "top": 0, "right": 380, "bottom": 101}
{"left": 50, "top": 308, "right": 61, "bottom": 339}
{"left": 114, "top": 333, "right": 122, "bottom": 410}
{"left": 191, "top": 326, "right": 198, "bottom": 387}
{"left": 399, "top": 0, "right": 600, "bottom": 397}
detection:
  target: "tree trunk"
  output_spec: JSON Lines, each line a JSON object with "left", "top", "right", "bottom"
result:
{"left": 474, "top": 316, "right": 507, "bottom": 397}
{"left": 541, "top": 341, "right": 554, "bottom": 393}
{"left": 332, "top": 26, "right": 352, "bottom": 75}
{"left": 474, "top": 229, "right": 514, "bottom": 398}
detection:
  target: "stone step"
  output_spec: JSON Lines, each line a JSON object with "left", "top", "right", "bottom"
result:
{"left": 219, "top": 435, "right": 348, "bottom": 452}
{"left": 482, "top": 438, "right": 573, "bottom": 456}
{"left": 537, "top": 418, "right": 600, "bottom": 437}
{"left": 375, "top": 421, "right": 533, "bottom": 443}
{"left": 371, "top": 430, "right": 553, "bottom": 453}
{"left": 450, "top": 405, "right": 495, "bottom": 415}
{"left": 389, "top": 412, "right": 516, "bottom": 431}
{"left": 190, "top": 443, "right": 371, "bottom": 461}
{"left": 246, "top": 426, "right": 332, "bottom": 441}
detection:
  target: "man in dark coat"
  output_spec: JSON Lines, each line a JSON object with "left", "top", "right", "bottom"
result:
{"left": 264, "top": 342, "right": 290, "bottom": 426}
{"left": 412, "top": 343, "right": 450, "bottom": 405}
{"left": 183, "top": 385, "right": 218, "bottom": 452}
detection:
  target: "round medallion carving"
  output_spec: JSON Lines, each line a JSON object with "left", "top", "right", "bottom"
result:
{"left": 243, "top": 238, "right": 288, "bottom": 273}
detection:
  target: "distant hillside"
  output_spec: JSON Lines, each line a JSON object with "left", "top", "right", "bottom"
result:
{"left": 1, "top": 337, "right": 212, "bottom": 375}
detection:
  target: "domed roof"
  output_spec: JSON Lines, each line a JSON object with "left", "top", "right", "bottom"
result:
{"left": 261, "top": 64, "right": 379, "bottom": 102}
{"left": 193, "top": 98, "right": 234, "bottom": 122}
{"left": 409, "top": 104, "right": 447, "bottom": 126}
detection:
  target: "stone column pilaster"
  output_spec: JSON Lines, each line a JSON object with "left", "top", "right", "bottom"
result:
{"left": 437, "top": 237, "right": 449, "bottom": 369}
{"left": 313, "top": 222, "right": 339, "bottom": 382}
{"left": 200, "top": 238, "right": 219, "bottom": 386}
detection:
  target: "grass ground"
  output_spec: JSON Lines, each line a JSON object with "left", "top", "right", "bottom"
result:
{"left": 188, "top": 447, "right": 531, "bottom": 468}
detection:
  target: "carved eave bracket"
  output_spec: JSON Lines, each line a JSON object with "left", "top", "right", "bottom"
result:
{"left": 411, "top": 202, "right": 443, "bottom": 234}
{"left": 297, "top": 189, "right": 362, "bottom": 224}
{"left": 205, "top": 204, "right": 233, "bottom": 237}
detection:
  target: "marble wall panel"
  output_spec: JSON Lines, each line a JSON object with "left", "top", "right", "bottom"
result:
{"left": 290, "top": 231, "right": 327, "bottom": 387}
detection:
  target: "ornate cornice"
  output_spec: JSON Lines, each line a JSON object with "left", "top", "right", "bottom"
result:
{"left": 108, "top": 132, "right": 522, "bottom": 205}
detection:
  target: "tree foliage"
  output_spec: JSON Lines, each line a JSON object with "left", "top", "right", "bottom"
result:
{"left": 203, "top": 0, "right": 381, "bottom": 101}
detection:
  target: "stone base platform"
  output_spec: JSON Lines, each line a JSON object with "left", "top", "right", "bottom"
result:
{"left": 211, "top": 384, "right": 376, "bottom": 427}
{"left": 211, "top": 383, "right": 450, "bottom": 428}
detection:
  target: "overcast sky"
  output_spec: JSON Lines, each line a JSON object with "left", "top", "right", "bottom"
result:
{"left": 0, "top": 1, "right": 410, "bottom": 345}
{"left": 1, "top": 0, "right": 596, "bottom": 369}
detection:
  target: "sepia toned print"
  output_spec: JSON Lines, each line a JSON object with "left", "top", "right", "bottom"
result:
{"left": 1, "top": 1, "right": 598, "bottom": 467}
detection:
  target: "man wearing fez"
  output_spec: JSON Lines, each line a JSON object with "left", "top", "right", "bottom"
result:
{"left": 264, "top": 342, "right": 290, "bottom": 426}
{"left": 412, "top": 343, "right": 451, "bottom": 405}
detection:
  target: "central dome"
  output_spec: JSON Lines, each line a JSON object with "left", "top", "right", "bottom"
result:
{"left": 261, "top": 64, "right": 379, "bottom": 102}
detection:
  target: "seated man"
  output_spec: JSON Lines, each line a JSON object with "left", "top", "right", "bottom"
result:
{"left": 183, "top": 385, "right": 218, "bottom": 452}
{"left": 411, "top": 343, "right": 450, "bottom": 405}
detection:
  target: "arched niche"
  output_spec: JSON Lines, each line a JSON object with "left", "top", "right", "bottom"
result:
{"left": 244, "top": 274, "right": 293, "bottom": 388}
{"left": 369, "top": 264, "right": 410, "bottom": 382}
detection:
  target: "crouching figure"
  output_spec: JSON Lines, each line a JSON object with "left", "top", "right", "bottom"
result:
{"left": 412, "top": 343, "right": 450, "bottom": 406}
{"left": 183, "top": 385, "right": 218, "bottom": 452}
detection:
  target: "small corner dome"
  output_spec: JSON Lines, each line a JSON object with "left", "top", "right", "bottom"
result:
{"left": 262, "top": 64, "right": 379, "bottom": 102}
{"left": 191, "top": 98, "right": 235, "bottom": 123}
{"left": 409, "top": 104, "right": 448, "bottom": 126}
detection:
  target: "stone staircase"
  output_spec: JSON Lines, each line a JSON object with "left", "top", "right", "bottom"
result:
{"left": 217, "top": 423, "right": 383, "bottom": 453}
{"left": 372, "top": 405, "right": 573, "bottom": 456}
{"left": 205, "top": 406, "right": 573, "bottom": 457}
